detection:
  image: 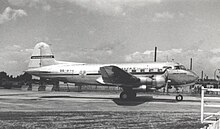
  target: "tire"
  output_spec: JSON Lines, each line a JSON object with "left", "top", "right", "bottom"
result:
{"left": 120, "top": 92, "right": 129, "bottom": 100}
{"left": 176, "top": 94, "right": 183, "bottom": 101}
{"left": 120, "top": 91, "right": 136, "bottom": 100}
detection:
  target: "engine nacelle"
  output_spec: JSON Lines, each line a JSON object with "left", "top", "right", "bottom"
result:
{"left": 133, "top": 85, "right": 157, "bottom": 92}
{"left": 138, "top": 75, "right": 166, "bottom": 88}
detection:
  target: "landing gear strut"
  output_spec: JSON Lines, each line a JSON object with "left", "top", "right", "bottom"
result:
{"left": 120, "top": 90, "right": 136, "bottom": 100}
{"left": 176, "top": 94, "right": 183, "bottom": 101}
{"left": 174, "top": 87, "right": 183, "bottom": 101}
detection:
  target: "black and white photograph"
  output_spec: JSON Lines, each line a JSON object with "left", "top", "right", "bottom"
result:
{"left": 0, "top": 0, "right": 220, "bottom": 128}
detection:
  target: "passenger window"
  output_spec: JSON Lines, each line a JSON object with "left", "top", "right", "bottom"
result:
{"left": 132, "top": 69, "right": 136, "bottom": 72}
{"left": 140, "top": 69, "right": 145, "bottom": 72}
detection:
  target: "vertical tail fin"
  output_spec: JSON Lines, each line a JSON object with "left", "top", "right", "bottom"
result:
{"left": 28, "top": 42, "right": 57, "bottom": 68}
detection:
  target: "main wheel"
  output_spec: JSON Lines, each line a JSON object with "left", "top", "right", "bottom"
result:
{"left": 120, "top": 92, "right": 129, "bottom": 100}
{"left": 176, "top": 94, "right": 183, "bottom": 101}
{"left": 120, "top": 91, "right": 137, "bottom": 100}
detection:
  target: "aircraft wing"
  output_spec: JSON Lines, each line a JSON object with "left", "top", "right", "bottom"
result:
{"left": 97, "top": 65, "right": 140, "bottom": 87}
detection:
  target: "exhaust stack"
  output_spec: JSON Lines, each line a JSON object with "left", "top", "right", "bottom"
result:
{"left": 154, "top": 47, "right": 157, "bottom": 62}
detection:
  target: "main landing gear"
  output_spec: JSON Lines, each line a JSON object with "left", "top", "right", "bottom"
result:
{"left": 175, "top": 94, "right": 183, "bottom": 101}
{"left": 120, "top": 90, "right": 136, "bottom": 100}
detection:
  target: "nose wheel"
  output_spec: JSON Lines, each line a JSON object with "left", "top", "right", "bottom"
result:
{"left": 120, "top": 91, "right": 136, "bottom": 100}
{"left": 176, "top": 94, "right": 183, "bottom": 101}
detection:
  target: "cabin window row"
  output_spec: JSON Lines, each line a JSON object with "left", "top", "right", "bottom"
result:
{"left": 121, "top": 68, "right": 163, "bottom": 73}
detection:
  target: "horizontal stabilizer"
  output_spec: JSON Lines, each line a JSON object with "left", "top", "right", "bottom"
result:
{"left": 99, "top": 66, "right": 139, "bottom": 86}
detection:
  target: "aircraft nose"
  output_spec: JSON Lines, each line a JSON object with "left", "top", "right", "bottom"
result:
{"left": 188, "top": 70, "right": 199, "bottom": 82}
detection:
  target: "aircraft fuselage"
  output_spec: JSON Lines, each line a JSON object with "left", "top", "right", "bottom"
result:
{"left": 26, "top": 62, "right": 198, "bottom": 87}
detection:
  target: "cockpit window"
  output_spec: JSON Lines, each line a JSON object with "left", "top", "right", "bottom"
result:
{"left": 163, "top": 66, "right": 172, "bottom": 69}
{"left": 174, "top": 65, "right": 186, "bottom": 70}
{"left": 174, "top": 66, "right": 179, "bottom": 69}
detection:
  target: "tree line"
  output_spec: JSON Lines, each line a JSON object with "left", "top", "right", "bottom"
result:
{"left": 0, "top": 72, "right": 32, "bottom": 88}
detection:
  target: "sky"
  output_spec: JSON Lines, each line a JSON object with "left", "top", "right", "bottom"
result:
{"left": 0, "top": 0, "right": 220, "bottom": 78}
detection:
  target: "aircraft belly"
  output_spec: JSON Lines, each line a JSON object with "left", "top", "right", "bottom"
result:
{"left": 66, "top": 75, "right": 100, "bottom": 85}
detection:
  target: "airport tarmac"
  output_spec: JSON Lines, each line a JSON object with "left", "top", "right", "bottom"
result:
{"left": 0, "top": 88, "right": 205, "bottom": 128}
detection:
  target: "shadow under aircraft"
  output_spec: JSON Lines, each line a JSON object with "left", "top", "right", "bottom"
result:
{"left": 39, "top": 94, "right": 200, "bottom": 106}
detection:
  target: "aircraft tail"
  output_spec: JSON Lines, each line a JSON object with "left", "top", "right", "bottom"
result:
{"left": 28, "top": 42, "right": 57, "bottom": 68}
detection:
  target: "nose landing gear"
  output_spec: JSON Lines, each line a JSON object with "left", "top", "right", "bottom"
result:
{"left": 174, "top": 86, "right": 183, "bottom": 101}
